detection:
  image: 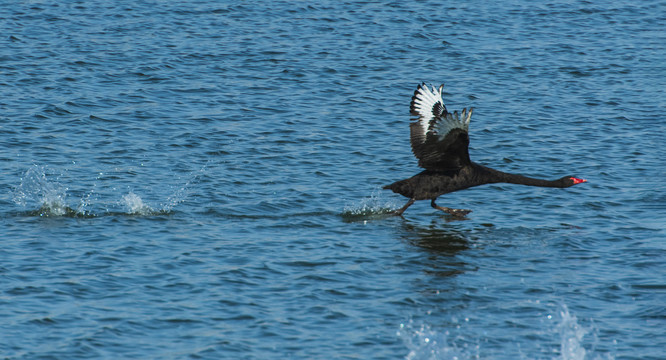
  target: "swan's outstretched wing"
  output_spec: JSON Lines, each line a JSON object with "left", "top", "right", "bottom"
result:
{"left": 409, "top": 83, "right": 473, "bottom": 171}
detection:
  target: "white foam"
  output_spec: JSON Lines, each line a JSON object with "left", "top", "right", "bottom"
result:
{"left": 122, "top": 192, "right": 154, "bottom": 215}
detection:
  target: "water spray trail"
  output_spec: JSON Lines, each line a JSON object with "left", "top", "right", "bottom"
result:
{"left": 161, "top": 162, "right": 210, "bottom": 213}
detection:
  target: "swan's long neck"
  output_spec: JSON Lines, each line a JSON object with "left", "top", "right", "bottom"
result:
{"left": 474, "top": 164, "right": 565, "bottom": 188}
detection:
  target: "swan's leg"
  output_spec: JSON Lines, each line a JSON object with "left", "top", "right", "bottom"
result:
{"left": 431, "top": 199, "right": 471, "bottom": 217}
{"left": 393, "top": 198, "right": 415, "bottom": 216}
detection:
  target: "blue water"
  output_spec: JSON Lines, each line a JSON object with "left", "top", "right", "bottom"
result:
{"left": 1, "top": 1, "right": 664, "bottom": 359}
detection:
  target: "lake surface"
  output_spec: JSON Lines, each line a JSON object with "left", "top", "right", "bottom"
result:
{"left": 1, "top": 1, "right": 664, "bottom": 359}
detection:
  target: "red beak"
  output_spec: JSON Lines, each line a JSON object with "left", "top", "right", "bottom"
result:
{"left": 571, "top": 177, "right": 587, "bottom": 185}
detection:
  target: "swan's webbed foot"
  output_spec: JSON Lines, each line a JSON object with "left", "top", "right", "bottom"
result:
{"left": 431, "top": 199, "right": 471, "bottom": 217}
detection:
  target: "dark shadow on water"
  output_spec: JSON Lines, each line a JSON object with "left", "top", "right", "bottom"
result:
{"left": 339, "top": 203, "right": 472, "bottom": 224}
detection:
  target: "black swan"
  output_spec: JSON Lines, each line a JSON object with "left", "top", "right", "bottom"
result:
{"left": 383, "top": 83, "right": 586, "bottom": 216}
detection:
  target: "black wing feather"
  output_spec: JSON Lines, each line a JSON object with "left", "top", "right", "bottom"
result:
{"left": 408, "top": 84, "right": 473, "bottom": 171}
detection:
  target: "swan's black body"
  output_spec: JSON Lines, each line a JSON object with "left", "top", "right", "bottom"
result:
{"left": 384, "top": 83, "right": 586, "bottom": 216}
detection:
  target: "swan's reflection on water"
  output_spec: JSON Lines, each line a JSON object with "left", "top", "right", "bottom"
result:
{"left": 397, "top": 220, "right": 477, "bottom": 281}
{"left": 400, "top": 221, "right": 469, "bottom": 253}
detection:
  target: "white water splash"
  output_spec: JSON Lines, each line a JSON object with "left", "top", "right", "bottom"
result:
{"left": 76, "top": 186, "right": 96, "bottom": 217}
{"left": 342, "top": 188, "right": 397, "bottom": 217}
{"left": 397, "top": 320, "right": 477, "bottom": 360}
{"left": 12, "top": 164, "right": 208, "bottom": 217}
{"left": 558, "top": 305, "right": 588, "bottom": 360}
{"left": 12, "top": 166, "right": 70, "bottom": 216}
{"left": 555, "top": 305, "right": 613, "bottom": 360}
{"left": 121, "top": 192, "right": 154, "bottom": 215}
{"left": 160, "top": 162, "right": 208, "bottom": 213}
{"left": 398, "top": 306, "right": 613, "bottom": 360}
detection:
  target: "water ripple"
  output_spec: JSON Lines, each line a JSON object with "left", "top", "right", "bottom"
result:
{"left": 1, "top": 0, "right": 664, "bottom": 359}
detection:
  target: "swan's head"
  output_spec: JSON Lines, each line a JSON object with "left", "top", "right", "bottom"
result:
{"left": 561, "top": 176, "right": 587, "bottom": 187}
{"left": 571, "top": 177, "right": 587, "bottom": 185}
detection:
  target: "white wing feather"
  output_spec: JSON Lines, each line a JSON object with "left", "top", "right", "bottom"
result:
{"left": 412, "top": 84, "right": 472, "bottom": 139}
{"left": 432, "top": 108, "right": 473, "bottom": 140}
{"left": 411, "top": 84, "right": 445, "bottom": 119}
